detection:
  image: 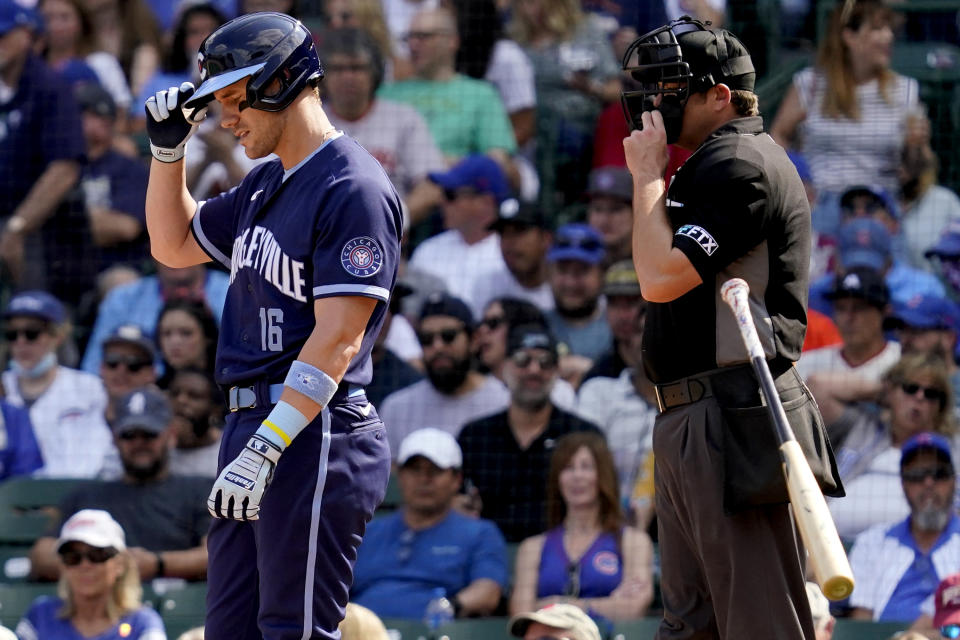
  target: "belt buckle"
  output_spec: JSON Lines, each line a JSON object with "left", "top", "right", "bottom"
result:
{"left": 228, "top": 386, "right": 257, "bottom": 412}
{"left": 654, "top": 386, "right": 666, "bottom": 413}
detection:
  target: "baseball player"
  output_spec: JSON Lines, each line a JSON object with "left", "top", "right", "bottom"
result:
{"left": 142, "top": 12, "right": 401, "bottom": 640}
{"left": 620, "top": 18, "right": 843, "bottom": 639}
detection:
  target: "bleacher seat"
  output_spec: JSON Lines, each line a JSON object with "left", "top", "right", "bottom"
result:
{"left": 379, "top": 472, "right": 402, "bottom": 511}
{"left": 832, "top": 619, "right": 907, "bottom": 640}
{"left": 0, "top": 583, "right": 57, "bottom": 629}
{"left": 0, "top": 547, "right": 32, "bottom": 582}
{"left": 0, "top": 477, "right": 83, "bottom": 513}
{"left": 382, "top": 618, "right": 430, "bottom": 640}
{"left": 157, "top": 582, "right": 207, "bottom": 639}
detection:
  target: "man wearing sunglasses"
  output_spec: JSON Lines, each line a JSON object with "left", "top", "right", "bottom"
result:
{"left": 847, "top": 432, "right": 960, "bottom": 625}
{"left": 99, "top": 325, "right": 158, "bottom": 423}
{"left": 1, "top": 290, "right": 112, "bottom": 478}
{"left": 508, "top": 602, "right": 601, "bottom": 640}
{"left": 30, "top": 387, "right": 211, "bottom": 583}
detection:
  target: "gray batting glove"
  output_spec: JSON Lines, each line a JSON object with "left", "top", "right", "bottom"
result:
{"left": 207, "top": 435, "right": 281, "bottom": 521}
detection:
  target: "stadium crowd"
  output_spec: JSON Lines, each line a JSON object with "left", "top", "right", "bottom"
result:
{"left": 6, "top": 0, "right": 960, "bottom": 636}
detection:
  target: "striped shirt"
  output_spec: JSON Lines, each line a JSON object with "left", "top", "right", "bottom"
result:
{"left": 794, "top": 67, "right": 920, "bottom": 196}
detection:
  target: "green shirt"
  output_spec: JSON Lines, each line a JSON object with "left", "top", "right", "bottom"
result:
{"left": 378, "top": 74, "right": 517, "bottom": 159}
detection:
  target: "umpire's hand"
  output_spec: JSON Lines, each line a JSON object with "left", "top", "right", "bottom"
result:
{"left": 623, "top": 110, "right": 669, "bottom": 184}
{"left": 208, "top": 435, "right": 281, "bottom": 521}
{"left": 144, "top": 82, "right": 208, "bottom": 163}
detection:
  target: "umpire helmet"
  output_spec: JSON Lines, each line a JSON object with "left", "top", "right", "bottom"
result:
{"left": 184, "top": 11, "right": 323, "bottom": 113}
{"left": 620, "top": 16, "right": 754, "bottom": 143}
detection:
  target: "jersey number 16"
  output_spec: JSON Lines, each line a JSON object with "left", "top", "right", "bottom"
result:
{"left": 259, "top": 307, "right": 284, "bottom": 352}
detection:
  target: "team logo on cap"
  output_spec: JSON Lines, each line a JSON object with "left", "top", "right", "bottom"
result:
{"left": 341, "top": 237, "right": 383, "bottom": 278}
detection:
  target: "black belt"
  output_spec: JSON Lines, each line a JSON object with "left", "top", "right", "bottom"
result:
{"left": 654, "top": 359, "right": 793, "bottom": 412}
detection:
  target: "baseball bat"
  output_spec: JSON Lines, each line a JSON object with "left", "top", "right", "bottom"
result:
{"left": 720, "top": 278, "right": 854, "bottom": 601}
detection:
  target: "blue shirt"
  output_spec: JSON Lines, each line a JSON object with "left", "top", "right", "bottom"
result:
{"left": 351, "top": 510, "right": 508, "bottom": 619}
{"left": 16, "top": 597, "right": 166, "bottom": 640}
{"left": 191, "top": 135, "right": 402, "bottom": 386}
{"left": 83, "top": 149, "right": 150, "bottom": 270}
{"left": 537, "top": 527, "right": 623, "bottom": 599}
{"left": 0, "top": 400, "right": 43, "bottom": 480}
{"left": 808, "top": 261, "right": 946, "bottom": 316}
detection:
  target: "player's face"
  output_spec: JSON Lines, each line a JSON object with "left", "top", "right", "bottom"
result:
{"left": 158, "top": 310, "right": 206, "bottom": 369}
{"left": 559, "top": 446, "right": 600, "bottom": 510}
{"left": 500, "top": 224, "right": 550, "bottom": 281}
{"left": 398, "top": 456, "right": 461, "bottom": 514}
{"left": 100, "top": 344, "right": 156, "bottom": 399}
{"left": 59, "top": 542, "right": 123, "bottom": 599}
{"left": 324, "top": 52, "right": 374, "bottom": 113}
{"left": 889, "top": 373, "right": 946, "bottom": 436}
{"left": 902, "top": 451, "right": 955, "bottom": 529}
{"left": 550, "top": 260, "right": 603, "bottom": 316}
{"left": 215, "top": 78, "right": 288, "bottom": 159}
{"left": 587, "top": 196, "right": 633, "bottom": 249}
{"left": 40, "top": 0, "right": 81, "bottom": 50}
{"left": 474, "top": 302, "right": 507, "bottom": 372}
{"left": 5, "top": 316, "right": 58, "bottom": 370}
{"left": 503, "top": 347, "right": 556, "bottom": 409}
{"left": 831, "top": 297, "right": 885, "bottom": 349}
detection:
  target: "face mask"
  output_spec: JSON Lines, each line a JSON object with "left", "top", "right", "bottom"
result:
{"left": 10, "top": 352, "right": 57, "bottom": 379}
{"left": 642, "top": 94, "right": 687, "bottom": 145}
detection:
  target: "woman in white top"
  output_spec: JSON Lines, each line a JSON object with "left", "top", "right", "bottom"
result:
{"left": 770, "top": 0, "right": 922, "bottom": 238}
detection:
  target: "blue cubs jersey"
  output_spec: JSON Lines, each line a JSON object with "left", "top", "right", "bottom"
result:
{"left": 190, "top": 134, "right": 402, "bottom": 386}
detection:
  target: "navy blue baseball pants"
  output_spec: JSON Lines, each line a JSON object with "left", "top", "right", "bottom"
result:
{"left": 204, "top": 391, "right": 390, "bottom": 640}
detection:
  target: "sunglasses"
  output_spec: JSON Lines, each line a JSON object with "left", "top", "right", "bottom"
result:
{"left": 117, "top": 430, "right": 159, "bottom": 442}
{"left": 902, "top": 466, "right": 954, "bottom": 483}
{"left": 900, "top": 382, "right": 946, "bottom": 403}
{"left": 511, "top": 351, "right": 557, "bottom": 370}
{"left": 59, "top": 546, "right": 118, "bottom": 566}
{"left": 943, "top": 625, "right": 960, "bottom": 639}
{"left": 103, "top": 355, "right": 151, "bottom": 373}
{"left": 417, "top": 328, "right": 462, "bottom": 347}
{"left": 480, "top": 316, "right": 505, "bottom": 331}
{"left": 3, "top": 328, "right": 44, "bottom": 342}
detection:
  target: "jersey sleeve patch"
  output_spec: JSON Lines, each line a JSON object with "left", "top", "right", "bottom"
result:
{"left": 675, "top": 224, "right": 719, "bottom": 256}
{"left": 341, "top": 236, "right": 384, "bottom": 278}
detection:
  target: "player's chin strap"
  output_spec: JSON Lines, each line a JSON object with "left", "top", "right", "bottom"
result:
{"left": 253, "top": 361, "right": 339, "bottom": 452}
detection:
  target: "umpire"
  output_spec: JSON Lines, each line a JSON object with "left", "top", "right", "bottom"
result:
{"left": 621, "top": 18, "right": 843, "bottom": 639}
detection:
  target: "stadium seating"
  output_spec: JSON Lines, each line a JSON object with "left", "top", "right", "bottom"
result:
{"left": 156, "top": 582, "right": 208, "bottom": 639}
{"left": 0, "top": 583, "right": 57, "bottom": 629}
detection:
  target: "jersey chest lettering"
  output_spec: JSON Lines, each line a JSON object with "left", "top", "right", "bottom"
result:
{"left": 229, "top": 224, "right": 307, "bottom": 302}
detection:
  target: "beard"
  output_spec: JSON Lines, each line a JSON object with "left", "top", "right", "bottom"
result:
{"left": 556, "top": 296, "right": 598, "bottom": 320}
{"left": 913, "top": 504, "right": 951, "bottom": 532}
{"left": 426, "top": 355, "right": 472, "bottom": 394}
{"left": 121, "top": 451, "right": 167, "bottom": 483}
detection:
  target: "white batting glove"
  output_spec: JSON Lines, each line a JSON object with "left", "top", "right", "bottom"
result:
{"left": 207, "top": 435, "right": 281, "bottom": 521}
{"left": 144, "top": 82, "right": 208, "bottom": 163}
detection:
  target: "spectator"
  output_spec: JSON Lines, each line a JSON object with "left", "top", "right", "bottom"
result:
{"left": 351, "top": 428, "right": 507, "bottom": 620}
{"left": 15, "top": 510, "right": 165, "bottom": 640}
{"left": 99, "top": 324, "right": 158, "bottom": 422}
{"left": 507, "top": 0, "right": 620, "bottom": 217}
{"left": 81, "top": 262, "right": 229, "bottom": 373}
{"left": 1, "top": 291, "right": 112, "bottom": 478}
{"left": 467, "top": 199, "right": 555, "bottom": 316}
{"left": 82, "top": 0, "right": 161, "bottom": 97}
{"left": 320, "top": 0, "right": 398, "bottom": 80}
{"left": 798, "top": 267, "right": 901, "bottom": 383}
{"left": 808, "top": 218, "right": 945, "bottom": 316}
{"left": 166, "top": 367, "right": 223, "bottom": 478}
{"left": 154, "top": 299, "right": 219, "bottom": 388}
{"left": 848, "top": 433, "right": 960, "bottom": 623}
{"left": 933, "top": 573, "right": 960, "bottom": 639}
{"left": 508, "top": 602, "right": 602, "bottom": 640}
{"left": 544, "top": 224, "right": 612, "bottom": 386}
{"left": 899, "top": 114, "right": 960, "bottom": 272}
{"left": 806, "top": 581, "right": 835, "bottom": 640}
{"left": 810, "top": 353, "right": 956, "bottom": 539}
{"left": 581, "top": 260, "right": 645, "bottom": 383}
{"left": 769, "top": 0, "right": 922, "bottom": 237}
{"left": 459, "top": 324, "right": 602, "bottom": 542}
{"left": 75, "top": 82, "right": 149, "bottom": 274}
{"left": 29, "top": 388, "right": 210, "bottom": 582}
{"left": 0, "top": 398, "right": 44, "bottom": 480}
{"left": 38, "top": 0, "right": 132, "bottom": 122}
{"left": 886, "top": 295, "right": 960, "bottom": 401}
{"left": 585, "top": 168, "right": 633, "bottom": 267}
{"left": 380, "top": 0, "right": 437, "bottom": 75}
{"left": 367, "top": 283, "right": 422, "bottom": 407}
{"left": 380, "top": 293, "right": 509, "bottom": 457}
{"left": 338, "top": 603, "right": 388, "bottom": 640}
{"left": 408, "top": 155, "right": 509, "bottom": 301}
{"left": 378, "top": 6, "right": 517, "bottom": 208}
{"left": 510, "top": 432, "right": 654, "bottom": 621}
{"left": 0, "top": 0, "right": 83, "bottom": 289}
{"left": 926, "top": 221, "right": 960, "bottom": 301}
{"left": 577, "top": 310, "right": 657, "bottom": 528}
{"left": 321, "top": 27, "right": 444, "bottom": 203}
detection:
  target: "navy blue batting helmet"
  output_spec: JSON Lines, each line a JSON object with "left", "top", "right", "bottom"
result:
{"left": 184, "top": 11, "right": 323, "bottom": 113}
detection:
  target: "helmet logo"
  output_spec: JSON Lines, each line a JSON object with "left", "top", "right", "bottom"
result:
{"left": 197, "top": 52, "right": 207, "bottom": 81}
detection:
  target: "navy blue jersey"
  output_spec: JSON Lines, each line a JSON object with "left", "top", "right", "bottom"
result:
{"left": 190, "top": 134, "right": 402, "bottom": 386}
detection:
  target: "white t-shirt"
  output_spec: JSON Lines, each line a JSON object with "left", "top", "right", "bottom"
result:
{"left": 86, "top": 52, "right": 132, "bottom": 110}
{"left": 902, "top": 185, "right": 960, "bottom": 271}
{"left": 1, "top": 367, "right": 111, "bottom": 478}
{"left": 169, "top": 438, "right": 222, "bottom": 478}
{"left": 467, "top": 264, "right": 554, "bottom": 318}
{"left": 409, "top": 230, "right": 507, "bottom": 302}
{"left": 384, "top": 313, "right": 423, "bottom": 362}
{"left": 829, "top": 446, "right": 908, "bottom": 541}
{"left": 796, "top": 341, "right": 901, "bottom": 383}
{"left": 380, "top": 375, "right": 509, "bottom": 457}
{"left": 485, "top": 39, "right": 536, "bottom": 114}
{"left": 328, "top": 100, "right": 446, "bottom": 197}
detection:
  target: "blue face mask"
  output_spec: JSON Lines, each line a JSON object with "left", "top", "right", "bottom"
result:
{"left": 10, "top": 352, "right": 57, "bottom": 379}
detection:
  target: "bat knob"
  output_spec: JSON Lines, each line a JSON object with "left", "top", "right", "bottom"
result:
{"left": 720, "top": 278, "right": 749, "bottom": 306}
{"left": 821, "top": 576, "right": 854, "bottom": 601}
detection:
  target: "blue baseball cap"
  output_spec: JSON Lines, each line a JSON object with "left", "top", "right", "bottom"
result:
{"left": 3, "top": 290, "right": 64, "bottom": 324}
{"left": 926, "top": 220, "right": 960, "bottom": 260}
{"left": 547, "top": 223, "right": 605, "bottom": 265}
{"left": 888, "top": 294, "right": 959, "bottom": 331}
{"left": 901, "top": 432, "right": 953, "bottom": 468}
{"left": 0, "top": 0, "right": 40, "bottom": 35}
{"left": 840, "top": 184, "right": 900, "bottom": 221}
{"left": 838, "top": 218, "right": 892, "bottom": 271}
{"left": 428, "top": 154, "right": 509, "bottom": 204}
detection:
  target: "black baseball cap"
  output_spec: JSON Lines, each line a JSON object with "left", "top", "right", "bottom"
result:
{"left": 75, "top": 82, "right": 117, "bottom": 119}
{"left": 676, "top": 27, "right": 756, "bottom": 92}
{"left": 507, "top": 324, "right": 558, "bottom": 358}
{"left": 824, "top": 266, "right": 889, "bottom": 308}
{"left": 418, "top": 292, "right": 474, "bottom": 330}
{"left": 488, "top": 198, "right": 549, "bottom": 232}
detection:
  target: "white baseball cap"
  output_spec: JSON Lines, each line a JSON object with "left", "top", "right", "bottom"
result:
{"left": 508, "top": 603, "right": 602, "bottom": 640}
{"left": 397, "top": 428, "right": 462, "bottom": 469}
{"left": 56, "top": 509, "right": 126, "bottom": 552}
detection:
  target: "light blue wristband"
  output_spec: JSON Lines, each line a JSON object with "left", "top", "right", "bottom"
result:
{"left": 284, "top": 360, "right": 338, "bottom": 408}
{"left": 255, "top": 401, "right": 309, "bottom": 451}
